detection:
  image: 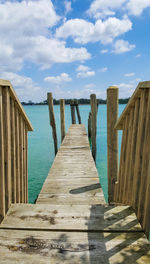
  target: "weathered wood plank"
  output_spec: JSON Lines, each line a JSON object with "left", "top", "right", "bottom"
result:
{"left": 1, "top": 204, "right": 142, "bottom": 232}
{"left": 0, "top": 229, "right": 149, "bottom": 264}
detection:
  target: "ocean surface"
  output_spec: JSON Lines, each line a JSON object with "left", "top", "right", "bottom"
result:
{"left": 24, "top": 104, "right": 126, "bottom": 204}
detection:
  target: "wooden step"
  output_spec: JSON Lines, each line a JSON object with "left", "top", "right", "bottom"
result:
{"left": 1, "top": 204, "right": 142, "bottom": 232}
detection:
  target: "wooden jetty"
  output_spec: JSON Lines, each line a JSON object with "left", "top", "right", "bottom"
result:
{"left": 0, "top": 125, "right": 150, "bottom": 263}
{"left": 0, "top": 80, "right": 150, "bottom": 263}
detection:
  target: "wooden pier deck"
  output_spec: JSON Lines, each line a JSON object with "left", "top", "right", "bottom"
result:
{"left": 0, "top": 125, "right": 149, "bottom": 263}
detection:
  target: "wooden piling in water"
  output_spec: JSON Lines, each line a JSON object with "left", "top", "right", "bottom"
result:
{"left": 107, "top": 86, "right": 118, "bottom": 204}
{"left": 60, "top": 99, "right": 65, "bottom": 143}
{"left": 90, "top": 94, "right": 97, "bottom": 162}
{"left": 88, "top": 112, "right": 92, "bottom": 139}
{"left": 70, "top": 100, "right": 76, "bottom": 124}
{"left": 47, "top": 93, "right": 58, "bottom": 156}
{"left": 74, "top": 100, "right": 81, "bottom": 124}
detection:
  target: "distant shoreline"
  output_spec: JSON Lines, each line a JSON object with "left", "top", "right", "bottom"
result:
{"left": 22, "top": 98, "right": 130, "bottom": 106}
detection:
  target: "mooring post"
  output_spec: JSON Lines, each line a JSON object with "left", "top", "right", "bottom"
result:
{"left": 47, "top": 93, "right": 58, "bottom": 156}
{"left": 97, "top": 99, "right": 99, "bottom": 113}
{"left": 74, "top": 100, "right": 81, "bottom": 124}
{"left": 90, "top": 94, "right": 97, "bottom": 162}
{"left": 88, "top": 112, "right": 92, "bottom": 139}
{"left": 107, "top": 86, "right": 118, "bottom": 204}
{"left": 70, "top": 99, "right": 76, "bottom": 124}
{"left": 60, "top": 99, "right": 65, "bottom": 143}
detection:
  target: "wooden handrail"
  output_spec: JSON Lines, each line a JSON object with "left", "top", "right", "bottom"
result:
{"left": 0, "top": 79, "right": 33, "bottom": 131}
{"left": 115, "top": 81, "right": 150, "bottom": 130}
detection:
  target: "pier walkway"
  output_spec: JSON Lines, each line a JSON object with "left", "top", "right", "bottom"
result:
{"left": 0, "top": 125, "right": 149, "bottom": 263}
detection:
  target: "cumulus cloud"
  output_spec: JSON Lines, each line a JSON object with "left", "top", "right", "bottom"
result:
{"left": 124, "top": 72, "right": 135, "bottom": 77}
{"left": 0, "top": 71, "right": 41, "bottom": 101}
{"left": 64, "top": 1, "right": 72, "bottom": 14}
{"left": 126, "top": 0, "right": 150, "bottom": 16}
{"left": 76, "top": 65, "right": 95, "bottom": 78}
{"left": 0, "top": 0, "right": 90, "bottom": 72}
{"left": 112, "top": 39, "right": 135, "bottom": 54}
{"left": 101, "top": 49, "right": 108, "bottom": 54}
{"left": 87, "top": 0, "right": 127, "bottom": 18}
{"left": 44, "top": 73, "right": 72, "bottom": 85}
{"left": 56, "top": 17, "right": 132, "bottom": 45}
{"left": 117, "top": 82, "right": 135, "bottom": 98}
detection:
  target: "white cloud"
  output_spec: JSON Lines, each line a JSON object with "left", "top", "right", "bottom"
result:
{"left": 77, "top": 71, "right": 95, "bottom": 78}
{"left": 64, "top": 1, "right": 72, "bottom": 14}
{"left": 124, "top": 72, "right": 135, "bottom": 77}
{"left": 136, "top": 53, "right": 141, "bottom": 58}
{"left": 76, "top": 65, "right": 95, "bottom": 78}
{"left": 76, "top": 65, "right": 90, "bottom": 72}
{"left": 56, "top": 17, "right": 132, "bottom": 45}
{"left": 0, "top": 72, "right": 41, "bottom": 101}
{"left": 44, "top": 73, "right": 72, "bottom": 84}
{"left": 101, "top": 49, "right": 108, "bottom": 54}
{"left": 112, "top": 39, "right": 135, "bottom": 54}
{"left": 0, "top": 0, "right": 90, "bottom": 72}
{"left": 87, "top": 0, "right": 127, "bottom": 18}
{"left": 99, "top": 67, "right": 108, "bottom": 72}
{"left": 118, "top": 82, "right": 135, "bottom": 97}
{"left": 84, "top": 83, "right": 96, "bottom": 89}
{"left": 126, "top": 0, "right": 150, "bottom": 16}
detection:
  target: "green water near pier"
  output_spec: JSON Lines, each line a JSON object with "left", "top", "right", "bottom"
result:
{"left": 24, "top": 104, "right": 125, "bottom": 204}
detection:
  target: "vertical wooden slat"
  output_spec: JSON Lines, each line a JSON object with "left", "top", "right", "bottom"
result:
{"left": 2, "top": 87, "right": 11, "bottom": 213}
{"left": 75, "top": 101, "right": 81, "bottom": 124}
{"left": 126, "top": 99, "right": 140, "bottom": 204}
{"left": 10, "top": 98, "right": 16, "bottom": 203}
{"left": 107, "top": 86, "right": 118, "bottom": 203}
{"left": 132, "top": 89, "right": 148, "bottom": 210}
{"left": 60, "top": 99, "right": 65, "bottom": 143}
{"left": 0, "top": 86, "right": 5, "bottom": 221}
{"left": 23, "top": 121, "right": 26, "bottom": 203}
{"left": 25, "top": 126, "right": 28, "bottom": 203}
{"left": 118, "top": 116, "right": 128, "bottom": 203}
{"left": 19, "top": 116, "right": 24, "bottom": 203}
{"left": 15, "top": 107, "right": 20, "bottom": 203}
{"left": 143, "top": 158, "right": 150, "bottom": 237}
{"left": 47, "top": 93, "right": 58, "bottom": 156}
{"left": 90, "top": 94, "right": 97, "bottom": 162}
{"left": 122, "top": 108, "right": 134, "bottom": 204}
{"left": 137, "top": 89, "right": 150, "bottom": 222}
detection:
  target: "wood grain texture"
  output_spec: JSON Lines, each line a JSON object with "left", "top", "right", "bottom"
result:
{"left": 36, "top": 125, "right": 105, "bottom": 205}
{"left": 90, "top": 94, "right": 97, "bottom": 161}
{"left": 1, "top": 204, "right": 142, "bottom": 231}
{"left": 60, "top": 99, "right": 65, "bottom": 142}
{"left": 0, "top": 230, "right": 149, "bottom": 264}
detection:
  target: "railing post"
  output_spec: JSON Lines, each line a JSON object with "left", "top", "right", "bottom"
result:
{"left": 70, "top": 100, "right": 76, "bottom": 124}
{"left": 47, "top": 93, "right": 58, "bottom": 156}
{"left": 74, "top": 100, "right": 81, "bottom": 124}
{"left": 107, "top": 86, "right": 118, "bottom": 204}
{"left": 60, "top": 99, "right": 65, "bottom": 143}
{"left": 90, "top": 94, "right": 97, "bottom": 162}
{"left": 88, "top": 112, "right": 92, "bottom": 139}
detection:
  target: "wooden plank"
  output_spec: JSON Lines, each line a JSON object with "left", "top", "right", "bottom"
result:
{"left": 143, "top": 158, "right": 150, "bottom": 237}
{"left": 25, "top": 126, "right": 28, "bottom": 203}
{"left": 132, "top": 89, "right": 148, "bottom": 211}
{"left": 2, "top": 87, "right": 12, "bottom": 213}
{"left": 70, "top": 100, "right": 76, "bottom": 124}
{"left": 15, "top": 107, "right": 20, "bottom": 203}
{"left": 0, "top": 86, "right": 5, "bottom": 221}
{"left": 47, "top": 93, "right": 58, "bottom": 155}
{"left": 107, "top": 86, "right": 118, "bottom": 203}
{"left": 90, "top": 94, "right": 97, "bottom": 161}
{"left": 0, "top": 80, "right": 33, "bottom": 131}
{"left": 137, "top": 89, "right": 150, "bottom": 223}
{"left": 23, "top": 121, "right": 26, "bottom": 203}
{"left": 1, "top": 204, "right": 142, "bottom": 231}
{"left": 10, "top": 98, "right": 16, "bottom": 203}
{"left": 19, "top": 116, "right": 24, "bottom": 203}
{"left": 126, "top": 98, "right": 140, "bottom": 204}
{"left": 60, "top": 99, "right": 65, "bottom": 142}
{"left": 122, "top": 108, "right": 134, "bottom": 204}
{"left": 0, "top": 229, "right": 149, "bottom": 264}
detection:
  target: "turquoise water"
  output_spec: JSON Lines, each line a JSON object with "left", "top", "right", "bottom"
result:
{"left": 24, "top": 104, "right": 125, "bottom": 203}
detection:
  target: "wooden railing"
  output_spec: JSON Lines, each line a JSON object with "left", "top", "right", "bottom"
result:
{"left": 111, "top": 82, "right": 150, "bottom": 238}
{"left": 0, "top": 79, "right": 33, "bottom": 222}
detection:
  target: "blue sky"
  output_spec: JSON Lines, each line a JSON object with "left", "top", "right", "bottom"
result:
{"left": 0, "top": 0, "right": 150, "bottom": 102}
